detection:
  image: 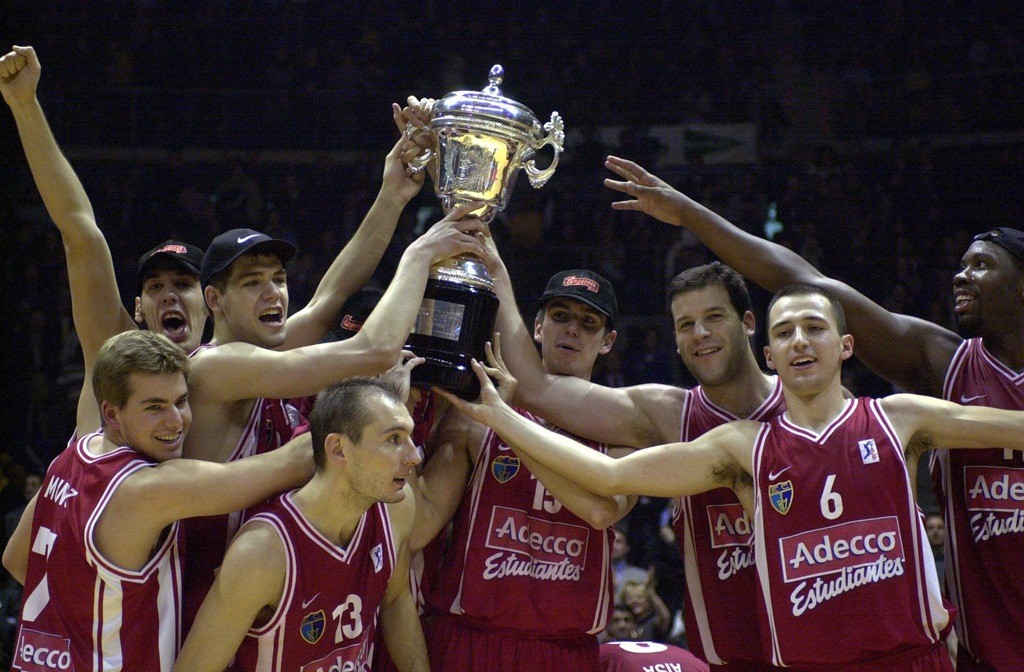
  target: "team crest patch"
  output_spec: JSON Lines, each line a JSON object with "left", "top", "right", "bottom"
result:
{"left": 859, "top": 439, "right": 880, "bottom": 464}
{"left": 492, "top": 455, "right": 520, "bottom": 483}
{"left": 768, "top": 480, "right": 793, "bottom": 515}
{"left": 300, "top": 610, "right": 326, "bottom": 644}
{"left": 371, "top": 543, "right": 384, "bottom": 573}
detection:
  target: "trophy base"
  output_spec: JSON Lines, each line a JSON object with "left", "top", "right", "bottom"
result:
{"left": 406, "top": 276, "right": 499, "bottom": 401}
{"left": 410, "top": 354, "right": 485, "bottom": 401}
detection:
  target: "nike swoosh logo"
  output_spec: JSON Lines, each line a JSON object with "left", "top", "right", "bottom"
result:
{"left": 768, "top": 466, "right": 791, "bottom": 480}
{"left": 301, "top": 593, "right": 321, "bottom": 609}
{"left": 960, "top": 394, "right": 986, "bottom": 403}
{"left": 497, "top": 443, "right": 512, "bottom": 452}
{"left": 237, "top": 234, "right": 261, "bottom": 243}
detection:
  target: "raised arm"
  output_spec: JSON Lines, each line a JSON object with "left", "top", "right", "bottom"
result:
{"left": 380, "top": 493, "right": 430, "bottom": 672}
{"left": 189, "top": 204, "right": 490, "bottom": 403}
{"left": 516, "top": 446, "right": 635, "bottom": 529}
{"left": 605, "top": 155, "right": 961, "bottom": 396}
{"left": 882, "top": 394, "right": 1024, "bottom": 455}
{"left": 483, "top": 237, "right": 682, "bottom": 448}
{"left": 436, "top": 362, "right": 758, "bottom": 500}
{"left": 2, "top": 46, "right": 135, "bottom": 431}
{"left": 282, "top": 108, "right": 427, "bottom": 348}
{"left": 96, "top": 432, "right": 313, "bottom": 572}
{"left": 173, "top": 521, "right": 286, "bottom": 672}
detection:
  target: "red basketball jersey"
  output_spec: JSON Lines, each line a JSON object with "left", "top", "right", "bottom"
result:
{"left": 181, "top": 345, "right": 310, "bottom": 636}
{"left": 15, "top": 433, "right": 183, "bottom": 672}
{"left": 233, "top": 492, "right": 397, "bottom": 672}
{"left": 671, "top": 380, "right": 784, "bottom": 668}
{"left": 935, "top": 337, "right": 1024, "bottom": 669}
{"left": 600, "top": 641, "right": 711, "bottom": 672}
{"left": 753, "top": 399, "right": 949, "bottom": 668}
{"left": 428, "top": 408, "right": 614, "bottom": 636}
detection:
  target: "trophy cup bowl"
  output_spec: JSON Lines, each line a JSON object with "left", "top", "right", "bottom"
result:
{"left": 406, "top": 65, "right": 565, "bottom": 399}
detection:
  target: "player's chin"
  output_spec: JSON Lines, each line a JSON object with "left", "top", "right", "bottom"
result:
{"left": 389, "top": 479, "right": 409, "bottom": 499}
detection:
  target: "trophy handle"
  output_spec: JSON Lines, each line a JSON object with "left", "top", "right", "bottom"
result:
{"left": 407, "top": 148, "right": 434, "bottom": 175}
{"left": 524, "top": 112, "right": 565, "bottom": 189}
{"left": 401, "top": 119, "right": 434, "bottom": 174}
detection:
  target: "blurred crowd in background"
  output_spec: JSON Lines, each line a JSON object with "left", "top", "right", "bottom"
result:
{"left": 1, "top": 0, "right": 1021, "bottom": 651}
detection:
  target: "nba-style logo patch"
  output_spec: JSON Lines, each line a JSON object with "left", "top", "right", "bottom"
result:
{"left": 492, "top": 455, "right": 520, "bottom": 483}
{"left": 300, "top": 610, "right": 326, "bottom": 644}
{"left": 768, "top": 480, "right": 793, "bottom": 515}
{"left": 371, "top": 543, "right": 384, "bottom": 573}
{"left": 859, "top": 439, "right": 879, "bottom": 465}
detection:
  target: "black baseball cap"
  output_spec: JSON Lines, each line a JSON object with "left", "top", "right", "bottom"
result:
{"left": 138, "top": 240, "right": 204, "bottom": 281}
{"left": 333, "top": 287, "right": 385, "bottom": 341}
{"left": 200, "top": 228, "right": 296, "bottom": 285}
{"left": 538, "top": 269, "right": 618, "bottom": 322}
{"left": 973, "top": 227, "right": 1024, "bottom": 264}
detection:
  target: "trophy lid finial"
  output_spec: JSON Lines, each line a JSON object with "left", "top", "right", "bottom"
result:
{"left": 483, "top": 64, "right": 504, "bottom": 96}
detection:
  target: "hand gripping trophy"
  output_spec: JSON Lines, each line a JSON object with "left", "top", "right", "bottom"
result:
{"left": 405, "top": 65, "right": 565, "bottom": 398}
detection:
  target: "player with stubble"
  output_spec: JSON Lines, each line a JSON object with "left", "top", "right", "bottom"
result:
{"left": 442, "top": 283, "right": 1024, "bottom": 670}
{"left": 486, "top": 253, "right": 785, "bottom": 667}
{"left": 175, "top": 378, "right": 427, "bottom": 672}
{"left": 603, "top": 154, "right": 1024, "bottom": 672}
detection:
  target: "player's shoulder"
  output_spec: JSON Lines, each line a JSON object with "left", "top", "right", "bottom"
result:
{"left": 223, "top": 517, "right": 288, "bottom": 577}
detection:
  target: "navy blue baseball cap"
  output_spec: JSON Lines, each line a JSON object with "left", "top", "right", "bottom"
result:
{"left": 200, "top": 228, "right": 296, "bottom": 285}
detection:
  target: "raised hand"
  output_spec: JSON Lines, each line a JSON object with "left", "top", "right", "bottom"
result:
{"left": 382, "top": 113, "right": 426, "bottom": 202}
{"left": 379, "top": 349, "right": 426, "bottom": 407}
{"left": 0, "top": 45, "right": 40, "bottom": 107}
{"left": 484, "top": 333, "right": 518, "bottom": 403}
{"left": 408, "top": 201, "right": 490, "bottom": 264}
{"left": 432, "top": 354, "right": 511, "bottom": 428}
{"left": 603, "top": 155, "right": 698, "bottom": 227}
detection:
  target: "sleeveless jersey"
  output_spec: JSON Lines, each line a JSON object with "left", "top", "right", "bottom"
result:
{"left": 234, "top": 491, "right": 397, "bottom": 672}
{"left": 428, "top": 408, "right": 614, "bottom": 636}
{"left": 934, "top": 337, "right": 1024, "bottom": 669}
{"left": 15, "top": 433, "right": 183, "bottom": 672}
{"left": 670, "top": 380, "right": 784, "bottom": 668}
{"left": 181, "top": 343, "right": 310, "bottom": 635}
{"left": 753, "top": 399, "right": 948, "bottom": 668}
{"left": 600, "top": 641, "right": 711, "bottom": 672}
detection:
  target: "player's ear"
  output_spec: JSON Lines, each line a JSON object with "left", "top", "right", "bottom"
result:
{"left": 324, "top": 433, "right": 352, "bottom": 465}
{"left": 742, "top": 310, "right": 756, "bottom": 338}
{"left": 100, "top": 400, "right": 121, "bottom": 431}
{"left": 599, "top": 329, "right": 617, "bottom": 354}
{"left": 840, "top": 334, "right": 854, "bottom": 361}
{"left": 134, "top": 296, "right": 144, "bottom": 325}
{"left": 204, "top": 285, "right": 223, "bottom": 316}
{"left": 764, "top": 344, "right": 776, "bottom": 370}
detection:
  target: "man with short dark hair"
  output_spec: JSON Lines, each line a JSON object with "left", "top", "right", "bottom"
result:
{"left": 489, "top": 245, "right": 785, "bottom": 669}
{"left": 445, "top": 283, "right": 1024, "bottom": 669}
{"left": 174, "top": 378, "right": 427, "bottom": 672}
{"left": 178, "top": 142, "right": 488, "bottom": 630}
{"left": 412, "top": 266, "right": 635, "bottom": 672}
{"left": 2, "top": 331, "right": 313, "bottom": 672}
{"left": 603, "top": 154, "right": 1024, "bottom": 671}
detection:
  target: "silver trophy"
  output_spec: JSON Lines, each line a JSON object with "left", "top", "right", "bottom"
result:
{"left": 408, "top": 64, "right": 565, "bottom": 223}
{"left": 406, "top": 65, "right": 565, "bottom": 398}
